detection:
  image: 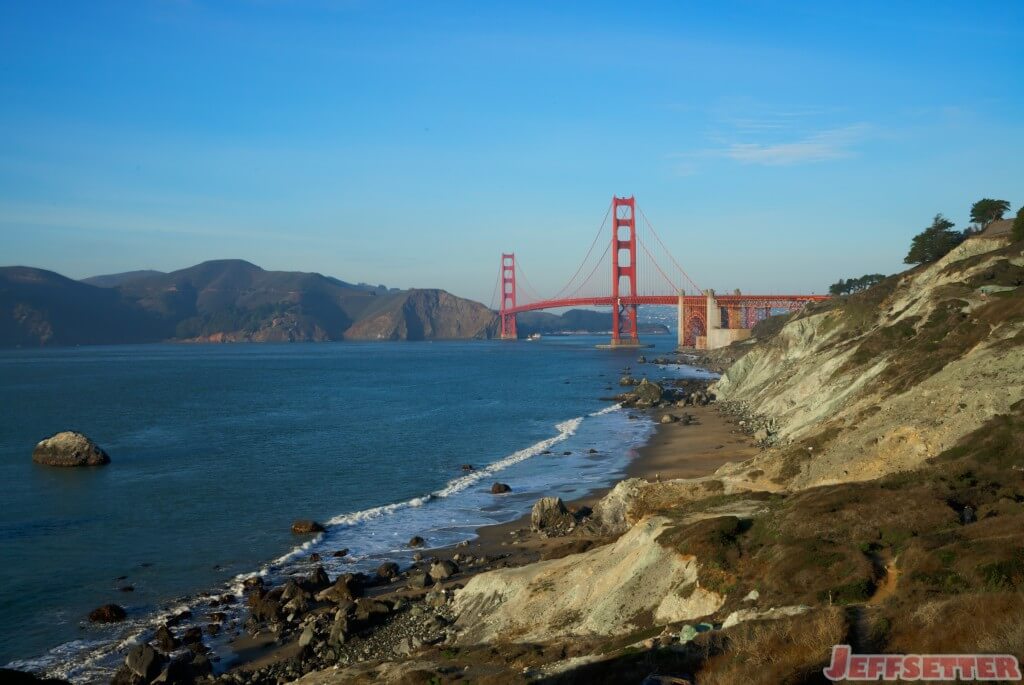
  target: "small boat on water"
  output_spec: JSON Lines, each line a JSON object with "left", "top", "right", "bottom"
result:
{"left": 528, "top": 333, "right": 542, "bottom": 341}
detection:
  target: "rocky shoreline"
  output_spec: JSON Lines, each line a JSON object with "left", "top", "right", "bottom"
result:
{"left": 11, "top": 352, "right": 726, "bottom": 685}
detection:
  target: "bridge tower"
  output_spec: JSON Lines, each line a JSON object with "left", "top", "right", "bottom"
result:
{"left": 610, "top": 196, "right": 640, "bottom": 346}
{"left": 499, "top": 253, "right": 518, "bottom": 340}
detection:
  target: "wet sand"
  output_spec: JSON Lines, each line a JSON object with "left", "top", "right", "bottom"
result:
{"left": 461, "top": 403, "right": 761, "bottom": 569}
{"left": 627, "top": 404, "right": 761, "bottom": 481}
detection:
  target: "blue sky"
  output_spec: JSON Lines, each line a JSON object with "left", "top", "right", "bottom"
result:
{"left": 1, "top": 1, "right": 1022, "bottom": 303}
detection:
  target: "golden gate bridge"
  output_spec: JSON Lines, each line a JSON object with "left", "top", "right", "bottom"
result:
{"left": 490, "top": 196, "right": 827, "bottom": 349}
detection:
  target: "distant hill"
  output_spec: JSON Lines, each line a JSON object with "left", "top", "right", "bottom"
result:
{"left": 81, "top": 270, "right": 166, "bottom": 288}
{"left": 0, "top": 267, "right": 165, "bottom": 347}
{"left": 0, "top": 260, "right": 498, "bottom": 346}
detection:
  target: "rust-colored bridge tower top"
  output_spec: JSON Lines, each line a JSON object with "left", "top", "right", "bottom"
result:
{"left": 610, "top": 196, "right": 640, "bottom": 346}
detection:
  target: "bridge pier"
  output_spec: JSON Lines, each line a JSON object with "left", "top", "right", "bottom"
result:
{"left": 702, "top": 288, "right": 753, "bottom": 349}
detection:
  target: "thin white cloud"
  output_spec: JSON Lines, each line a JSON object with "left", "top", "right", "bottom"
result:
{"left": 721, "top": 124, "right": 870, "bottom": 166}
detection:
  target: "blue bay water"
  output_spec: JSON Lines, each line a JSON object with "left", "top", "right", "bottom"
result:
{"left": 0, "top": 335, "right": 699, "bottom": 681}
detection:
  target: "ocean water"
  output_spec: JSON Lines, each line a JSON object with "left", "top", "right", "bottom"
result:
{"left": 0, "top": 335, "right": 708, "bottom": 681}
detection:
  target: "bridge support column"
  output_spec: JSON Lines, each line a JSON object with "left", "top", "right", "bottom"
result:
{"left": 498, "top": 253, "right": 517, "bottom": 340}
{"left": 677, "top": 291, "right": 686, "bottom": 348}
{"left": 609, "top": 196, "right": 641, "bottom": 347}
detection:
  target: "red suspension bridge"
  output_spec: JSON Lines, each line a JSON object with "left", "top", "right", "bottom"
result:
{"left": 491, "top": 196, "right": 828, "bottom": 349}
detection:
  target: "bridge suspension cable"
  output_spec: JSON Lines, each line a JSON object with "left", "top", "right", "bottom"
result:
{"left": 514, "top": 259, "right": 545, "bottom": 304}
{"left": 547, "top": 199, "right": 613, "bottom": 302}
{"left": 636, "top": 204, "right": 703, "bottom": 295}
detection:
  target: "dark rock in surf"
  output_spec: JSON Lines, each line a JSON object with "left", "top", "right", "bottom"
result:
{"left": 125, "top": 644, "right": 164, "bottom": 681}
{"left": 490, "top": 482, "right": 511, "bottom": 494}
{"left": 88, "top": 603, "right": 126, "bottom": 623}
{"left": 303, "top": 565, "right": 331, "bottom": 592}
{"left": 32, "top": 431, "right": 110, "bottom": 467}
{"left": 290, "top": 520, "right": 325, "bottom": 535}
{"left": 153, "top": 624, "right": 179, "bottom": 653}
{"left": 332, "top": 548, "right": 349, "bottom": 558}
{"left": 0, "top": 668, "right": 71, "bottom": 684}
{"left": 377, "top": 562, "right": 400, "bottom": 580}
{"left": 408, "top": 535, "right": 426, "bottom": 548}
{"left": 460, "top": 464, "right": 474, "bottom": 471}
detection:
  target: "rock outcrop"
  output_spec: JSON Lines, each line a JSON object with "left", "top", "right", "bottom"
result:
{"left": 529, "top": 497, "right": 575, "bottom": 534}
{"left": 452, "top": 516, "right": 723, "bottom": 644}
{"left": 32, "top": 432, "right": 110, "bottom": 467}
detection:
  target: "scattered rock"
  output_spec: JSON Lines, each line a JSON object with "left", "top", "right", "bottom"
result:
{"left": 376, "top": 562, "right": 400, "bottom": 580}
{"left": 125, "top": 644, "right": 163, "bottom": 681}
{"left": 490, "top": 483, "right": 511, "bottom": 494}
{"left": 408, "top": 572, "right": 433, "bottom": 589}
{"left": 408, "top": 535, "right": 426, "bottom": 548}
{"left": 291, "top": 520, "right": 325, "bottom": 535}
{"left": 332, "top": 548, "right": 349, "bottom": 558}
{"left": 429, "top": 560, "right": 458, "bottom": 581}
{"left": 354, "top": 598, "right": 391, "bottom": 621}
{"left": 460, "top": 464, "right": 474, "bottom": 471}
{"left": 88, "top": 604, "right": 126, "bottom": 623}
{"left": 153, "top": 624, "right": 178, "bottom": 653}
{"left": 304, "top": 565, "right": 331, "bottom": 592}
{"left": 32, "top": 431, "right": 110, "bottom": 467}
{"left": 316, "top": 573, "right": 363, "bottom": 603}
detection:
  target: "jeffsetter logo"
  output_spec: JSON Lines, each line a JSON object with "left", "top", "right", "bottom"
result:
{"left": 824, "top": 645, "right": 1022, "bottom": 681}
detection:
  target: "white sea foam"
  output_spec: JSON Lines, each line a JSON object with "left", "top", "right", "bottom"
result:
{"left": 14, "top": 411, "right": 609, "bottom": 683}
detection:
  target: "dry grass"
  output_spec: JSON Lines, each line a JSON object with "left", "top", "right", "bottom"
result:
{"left": 698, "top": 607, "right": 847, "bottom": 685}
{"left": 888, "top": 592, "right": 1024, "bottom": 656}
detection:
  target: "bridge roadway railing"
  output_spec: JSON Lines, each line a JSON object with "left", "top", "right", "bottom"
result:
{"left": 501, "top": 294, "right": 828, "bottom": 317}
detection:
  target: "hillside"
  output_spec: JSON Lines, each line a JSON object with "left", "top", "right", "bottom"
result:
{"left": 711, "top": 232, "right": 1024, "bottom": 489}
{"left": 0, "top": 267, "right": 165, "bottom": 347}
{"left": 0, "top": 260, "right": 497, "bottom": 346}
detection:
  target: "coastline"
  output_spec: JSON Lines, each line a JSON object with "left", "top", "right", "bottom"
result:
{"left": 456, "top": 402, "right": 759, "bottom": 578}
{"left": 16, "top": 354, "right": 756, "bottom": 683}
{"left": 220, "top": 362, "right": 763, "bottom": 682}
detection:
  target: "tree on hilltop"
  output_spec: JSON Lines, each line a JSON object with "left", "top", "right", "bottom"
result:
{"left": 1014, "top": 207, "right": 1024, "bottom": 242}
{"left": 969, "top": 198, "right": 1010, "bottom": 233}
{"left": 904, "top": 214, "right": 964, "bottom": 265}
{"left": 829, "top": 274, "right": 887, "bottom": 296}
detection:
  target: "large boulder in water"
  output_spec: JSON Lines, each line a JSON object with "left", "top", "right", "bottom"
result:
{"left": 291, "top": 520, "right": 325, "bottom": 535}
{"left": 32, "top": 431, "right": 110, "bottom": 467}
{"left": 88, "top": 603, "right": 126, "bottom": 623}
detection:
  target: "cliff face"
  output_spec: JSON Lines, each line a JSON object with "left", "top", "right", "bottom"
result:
{"left": 712, "top": 234, "right": 1024, "bottom": 489}
{"left": 0, "top": 261, "right": 497, "bottom": 346}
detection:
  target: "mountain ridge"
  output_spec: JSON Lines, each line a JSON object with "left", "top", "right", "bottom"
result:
{"left": 0, "top": 260, "right": 498, "bottom": 346}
